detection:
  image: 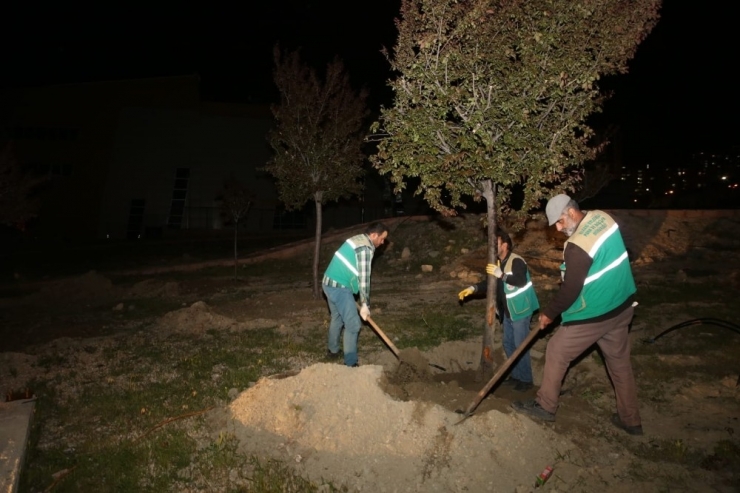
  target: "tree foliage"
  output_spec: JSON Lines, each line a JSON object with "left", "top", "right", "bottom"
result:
{"left": 0, "top": 143, "right": 44, "bottom": 229}
{"left": 371, "top": 0, "right": 660, "bottom": 375}
{"left": 265, "top": 46, "right": 370, "bottom": 297}
{"left": 265, "top": 46, "right": 369, "bottom": 210}
{"left": 371, "top": 0, "right": 660, "bottom": 221}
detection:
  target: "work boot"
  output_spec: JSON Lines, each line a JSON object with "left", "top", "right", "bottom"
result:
{"left": 513, "top": 380, "right": 533, "bottom": 392}
{"left": 611, "top": 413, "right": 643, "bottom": 436}
{"left": 500, "top": 377, "right": 520, "bottom": 387}
{"left": 511, "top": 399, "right": 556, "bottom": 422}
{"left": 324, "top": 350, "right": 342, "bottom": 361}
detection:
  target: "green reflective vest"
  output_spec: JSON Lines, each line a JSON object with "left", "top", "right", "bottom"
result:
{"left": 561, "top": 210, "right": 636, "bottom": 323}
{"left": 323, "top": 234, "right": 374, "bottom": 295}
{"left": 502, "top": 253, "right": 540, "bottom": 321}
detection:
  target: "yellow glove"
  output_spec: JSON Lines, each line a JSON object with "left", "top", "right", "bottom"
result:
{"left": 458, "top": 286, "right": 475, "bottom": 300}
{"left": 486, "top": 263, "right": 503, "bottom": 278}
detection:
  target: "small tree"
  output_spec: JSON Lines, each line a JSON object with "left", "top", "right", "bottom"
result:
{"left": 265, "top": 46, "right": 369, "bottom": 299}
{"left": 0, "top": 143, "right": 44, "bottom": 230}
{"left": 575, "top": 124, "right": 621, "bottom": 202}
{"left": 575, "top": 162, "right": 614, "bottom": 203}
{"left": 219, "top": 175, "right": 254, "bottom": 280}
{"left": 371, "top": 0, "right": 659, "bottom": 374}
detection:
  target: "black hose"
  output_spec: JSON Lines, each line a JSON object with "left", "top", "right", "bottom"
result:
{"left": 642, "top": 317, "right": 740, "bottom": 387}
{"left": 642, "top": 318, "right": 740, "bottom": 344}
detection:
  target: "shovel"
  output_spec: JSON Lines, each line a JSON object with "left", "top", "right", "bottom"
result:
{"left": 365, "top": 315, "right": 401, "bottom": 359}
{"left": 357, "top": 304, "right": 400, "bottom": 358}
{"left": 455, "top": 327, "right": 540, "bottom": 423}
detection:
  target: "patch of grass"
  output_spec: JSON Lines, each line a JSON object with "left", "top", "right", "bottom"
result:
{"left": 24, "top": 426, "right": 197, "bottom": 493}
{"left": 701, "top": 440, "right": 740, "bottom": 472}
{"left": 641, "top": 325, "right": 740, "bottom": 356}
{"left": 115, "top": 297, "right": 185, "bottom": 321}
{"left": 630, "top": 438, "right": 705, "bottom": 467}
{"left": 20, "top": 324, "right": 326, "bottom": 492}
{"left": 579, "top": 389, "right": 604, "bottom": 403}
{"left": 637, "top": 284, "right": 703, "bottom": 306}
{"left": 27, "top": 371, "right": 344, "bottom": 492}
{"left": 242, "top": 456, "right": 348, "bottom": 493}
{"left": 590, "top": 350, "right": 606, "bottom": 366}
{"left": 384, "top": 310, "right": 478, "bottom": 350}
{"left": 636, "top": 282, "right": 737, "bottom": 321}
{"left": 36, "top": 353, "right": 68, "bottom": 370}
{"left": 202, "top": 431, "right": 244, "bottom": 470}
{"left": 624, "top": 458, "right": 652, "bottom": 481}
{"left": 182, "top": 435, "right": 350, "bottom": 492}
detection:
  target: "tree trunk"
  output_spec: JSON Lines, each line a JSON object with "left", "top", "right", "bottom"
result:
{"left": 479, "top": 179, "right": 498, "bottom": 380}
{"left": 233, "top": 220, "right": 238, "bottom": 281}
{"left": 312, "top": 195, "right": 323, "bottom": 299}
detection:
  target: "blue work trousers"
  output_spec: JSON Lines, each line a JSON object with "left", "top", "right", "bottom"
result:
{"left": 322, "top": 284, "right": 362, "bottom": 366}
{"left": 502, "top": 314, "right": 534, "bottom": 383}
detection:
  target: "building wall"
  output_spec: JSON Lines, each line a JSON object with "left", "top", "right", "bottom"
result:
{"left": 101, "top": 106, "right": 276, "bottom": 239}
{"left": 0, "top": 76, "right": 201, "bottom": 239}
{"left": 2, "top": 75, "right": 406, "bottom": 241}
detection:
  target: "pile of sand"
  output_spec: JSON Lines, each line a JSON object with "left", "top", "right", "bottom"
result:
{"left": 220, "top": 363, "right": 575, "bottom": 492}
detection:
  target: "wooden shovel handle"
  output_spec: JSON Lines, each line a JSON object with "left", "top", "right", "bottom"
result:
{"left": 462, "top": 327, "right": 540, "bottom": 417}
{"left": 365, "top": 315, "right": 401, "bottom": 358}
{"left": 356, "top": 303, "right": 400, "bottom": 358}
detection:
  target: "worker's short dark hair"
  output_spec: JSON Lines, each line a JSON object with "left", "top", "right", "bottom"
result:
{"left": 365, "top": 222, "right": 388, "bottom": 236}
{"left": 496, "top": 228, "right": 513, "bottom": 251}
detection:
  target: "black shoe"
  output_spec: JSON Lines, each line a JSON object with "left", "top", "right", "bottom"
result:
{"left": 348, "top": 363, "right": 359, "bottom": 368}
{"left": 513, "top": 380, "right": 534, "bottom": 392}
{"left": 501, "top": 377, "right": 520, "bottom": 387}
{"left": 611, "top": 413, "right": 643, "bottom": 436}
{"left": 511, "top": 399, "right": 556, "bottom": 422}
{"left": 325, "top": 350, "right": 341, "bottom": 360}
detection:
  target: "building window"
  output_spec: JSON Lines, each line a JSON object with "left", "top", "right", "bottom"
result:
{"left": 168, "top": 168, "right": 190, "bottom": 229}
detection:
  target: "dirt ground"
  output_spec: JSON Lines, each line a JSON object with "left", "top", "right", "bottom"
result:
{"left": 2, "top": 210, "right": 740, "bottom": 492}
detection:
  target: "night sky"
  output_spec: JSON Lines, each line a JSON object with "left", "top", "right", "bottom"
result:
{"left": 3, "top": 0, "right": 737, "bottom": 165}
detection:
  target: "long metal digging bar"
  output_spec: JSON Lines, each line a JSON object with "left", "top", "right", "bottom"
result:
{"left": 455, "top": 327, "right": 540, "bottom": 424}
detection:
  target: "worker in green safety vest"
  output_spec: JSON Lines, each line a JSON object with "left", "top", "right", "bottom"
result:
{"left": 512, "top": 195, "right": 642, "bottom": 436}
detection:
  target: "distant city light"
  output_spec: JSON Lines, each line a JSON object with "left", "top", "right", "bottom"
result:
{"left": 721, "top": 176, "right": 727, "bottom": 180}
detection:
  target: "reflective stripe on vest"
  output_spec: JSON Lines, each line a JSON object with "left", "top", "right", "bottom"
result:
{"left": 584, "top": 250, "right": 629, "bottom": 286}
{"left": 586, "top": 222, "right": 618, "bottom": 257}
{"left": 505, "top": 281, "right": 534, "bottom": 299}
{"left": 334, "top": 244, "right": 359, "bottom": 276}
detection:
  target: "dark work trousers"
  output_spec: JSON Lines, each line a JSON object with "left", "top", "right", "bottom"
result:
{"left": 536, "top": 306, "right": 641, "bottom": 426}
